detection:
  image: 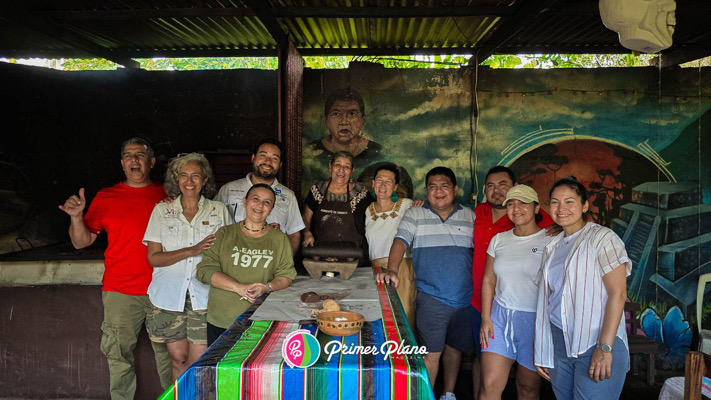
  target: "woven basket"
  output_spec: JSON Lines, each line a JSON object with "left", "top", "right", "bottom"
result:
{"left": 316, "top": 311, "right": 365, "bottom": 336}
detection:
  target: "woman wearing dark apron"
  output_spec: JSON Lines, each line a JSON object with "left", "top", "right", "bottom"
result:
{"left": 302, "top": 151, "right": 373, "bottom": 265}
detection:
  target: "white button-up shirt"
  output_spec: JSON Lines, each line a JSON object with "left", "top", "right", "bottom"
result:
{"left": 214, "top": 174, "right": 305, "bottom": 235}
{"left": 534, "top": 222, "right": 631, "bottom": 368}
{"left": 143, "top": 196, "right": 232, "bottom": 311}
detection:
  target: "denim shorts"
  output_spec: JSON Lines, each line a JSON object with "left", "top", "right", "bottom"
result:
{"left": 415, "top": 291, "right": 475, "bottom": 353}
{"left": 481, "top": 300, "right": 536, "bottom": 371}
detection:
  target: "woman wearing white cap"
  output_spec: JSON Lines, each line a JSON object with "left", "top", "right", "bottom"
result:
{"left": 479, "top": 184, "right": 549, "bottom": 400}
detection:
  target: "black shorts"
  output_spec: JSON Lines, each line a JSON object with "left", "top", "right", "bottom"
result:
{"left": 415, "top": 291, "right": 477, "bottom": 353}
{"left": 206, "top": 322, "right": 227, "bottom": 347}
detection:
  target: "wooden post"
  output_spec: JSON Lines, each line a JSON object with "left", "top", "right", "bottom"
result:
{"left": 278, "top": 41, "right": 304, "bottom": 195}
{"left": 685, "top": 351, "right": 705, "bottom": 400}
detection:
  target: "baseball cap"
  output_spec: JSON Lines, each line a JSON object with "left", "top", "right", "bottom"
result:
{"left": 503, "top": 184, "right": 539, "bottom": 205}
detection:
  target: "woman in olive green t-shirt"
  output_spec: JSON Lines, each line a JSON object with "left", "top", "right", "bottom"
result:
{"left": 197, "top": 183, "right": 297, "bottom": 346}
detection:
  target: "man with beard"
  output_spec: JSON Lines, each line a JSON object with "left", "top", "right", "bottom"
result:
{"left": 59, "top": 137, "right": 172, "bottom": 399}
{"left": 214, "top": 139, "right": 304, "bottom": 254}
{"left": 470, "top": 166, "right": 556, "bottom": 398}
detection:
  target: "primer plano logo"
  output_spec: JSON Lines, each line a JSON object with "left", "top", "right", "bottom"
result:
{"left": 282, "top": 330, "right": 320, "bottom": 368}
{"left": 282, "top": 329, "right": 427, "bottom": 368}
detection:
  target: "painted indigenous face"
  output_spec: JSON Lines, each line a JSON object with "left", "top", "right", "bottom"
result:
{"left": 178, "top": 161, "right": 207, "bottom": 199}
{"left": 242, "top": 187, "right": 275, "bottom": 223}
{"left": 325, "top": 100, "right": 364, "bottom": 145}
{"left": 549, "top": 185, "right": 588, "bottom": 231}
{"left": 485, "top": 172, "right": 513, "bottom": 208}
{"left": 372, "top": 170, "right": 398, "bottom": 201}
{"left": 329, "top": 157, "right": 353, "bottom": 186}
{"left": 426, "top": 174, "right": 457, "bottom": 212}
{"left": 506, "top": 199, "right": 540, "bottom": 227}
{"left": 120, "top": 143, "right": 155, "bottom": 187}
{"left": 252, "top": 143, "right": 281, "bottom": 180}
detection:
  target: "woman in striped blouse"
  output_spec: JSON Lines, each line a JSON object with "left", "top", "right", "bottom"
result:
{"left": 534, "top": 177, "right": 631, "bottom": 399}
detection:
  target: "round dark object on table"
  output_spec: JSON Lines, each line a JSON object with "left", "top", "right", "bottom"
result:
{"left": 301, "top": 292, "right": 321, "bottom": 303}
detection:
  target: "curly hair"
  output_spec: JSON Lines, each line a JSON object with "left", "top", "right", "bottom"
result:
{"left": 164, "top": 153, "right": 216, "bottom": 198}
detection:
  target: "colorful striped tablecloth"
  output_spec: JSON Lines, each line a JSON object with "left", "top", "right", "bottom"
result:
{"left": 158, "top": 268, "right": 434, "bottom": 400}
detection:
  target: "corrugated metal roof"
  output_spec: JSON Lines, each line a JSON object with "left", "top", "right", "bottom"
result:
{"left": 0, "top": 0, "right": 708, "bottom": 66}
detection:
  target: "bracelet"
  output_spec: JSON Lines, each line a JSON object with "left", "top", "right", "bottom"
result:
{"left": 267, "top": 282, "right": 273, "bottom": 292}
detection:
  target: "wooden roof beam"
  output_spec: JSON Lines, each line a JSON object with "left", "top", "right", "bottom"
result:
{"left": 1, "top": 6, "right": 138, "bottom": 68}
{"left": 54, "top": 8, "right": 256, "bottom": 21}
{"left": 651, "top": 44, "right": 711, "bottom": 68}
{"left": 470, "top": 0, "right": 561, "bottom": 65}
{"left": 112, "top": 48, "right": 279, "bottom": 58}
{"left": 272, "top": 6, "right": 515, "bottom": 18}
{"left": 52, "top": 6, "right": 513, "bottom": 21}
{"left": 297, "top": 47, "right": 474, "bottom": 56}
{"left": 242, "top": 0, "right": 288, "bottom": 49}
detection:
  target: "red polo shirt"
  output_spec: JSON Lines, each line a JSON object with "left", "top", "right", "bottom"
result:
{"left": 471, "top": 202, "right": 554, "bottom": 312}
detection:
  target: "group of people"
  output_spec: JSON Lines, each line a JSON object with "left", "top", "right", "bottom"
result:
{"left": 59, "top": 89, "right": 632, "bottom": 400}
{"left": 60, "top": 137, "right": 301, "bottom": 399}
{"left": 376, "top": 166, "right": 631, "bottom": 400}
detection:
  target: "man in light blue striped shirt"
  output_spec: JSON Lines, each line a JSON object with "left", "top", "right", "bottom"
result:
{"left": 377, "top": 166, "right": 475, "bottom": 400}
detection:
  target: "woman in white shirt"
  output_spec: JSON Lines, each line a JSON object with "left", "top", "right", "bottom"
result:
{"left": 365, "top": 163, "right": 414, "bottom": 327}
{"left": 534, "top": 177, "right": 630, "bottom": 399}
{"left": 479, "top": 185, "right": 549, "bottom": 400}
{"left": 143, "top": 153, "right": 232, "bottom": 381}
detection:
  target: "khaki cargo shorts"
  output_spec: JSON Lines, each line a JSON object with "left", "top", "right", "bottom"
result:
{"left": 146, "top": 294, "right": 207, "bottom": 346}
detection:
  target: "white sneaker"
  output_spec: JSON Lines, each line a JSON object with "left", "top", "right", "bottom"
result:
{"left": 439, "top": 393, "right": 456, "bottom": 400}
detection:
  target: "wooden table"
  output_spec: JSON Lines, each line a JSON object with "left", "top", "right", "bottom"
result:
{"left": 158, "top": 268, "right": 434, "bottom": 400}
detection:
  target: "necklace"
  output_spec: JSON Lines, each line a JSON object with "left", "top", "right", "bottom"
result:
{"left": 369, "top": 198, "right": 402, "bottom": 221}
{"left": 242, "top": 221, "right": 267, "bottom": 233}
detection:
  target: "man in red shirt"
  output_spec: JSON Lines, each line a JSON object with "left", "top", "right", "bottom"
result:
{"left": 60, "top": 138, "right": 171, "bottom": 399}
{"left": 471, "top": 166, "right": 555, "bottom": 398}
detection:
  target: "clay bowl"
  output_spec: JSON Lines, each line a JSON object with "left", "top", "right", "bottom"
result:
{"left": 316, "top": 311, "right": 365, "bottom": 336}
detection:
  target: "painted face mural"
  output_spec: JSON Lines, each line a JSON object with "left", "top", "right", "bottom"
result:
{"left": 301, "top": 68, "right": 711, "bottom": 370}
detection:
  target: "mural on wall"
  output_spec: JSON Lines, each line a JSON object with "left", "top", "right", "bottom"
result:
{"left": 302, "top": 64, "right": 710, "bottom": 369}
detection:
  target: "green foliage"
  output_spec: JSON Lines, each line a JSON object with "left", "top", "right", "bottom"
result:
{"left": 9, "top": 53, "right": 690, "bottom": 71}
{"left": 303, "top": 56, "right": 350, "bottom": 69}
{"left": 482, "top": 53, "right": 656, "bottom": 69}
{"left": 303, "top": 55, "right": 471, "bottom": 69}
{"left": 61, "top": 58, "right": 119, "bottom": 70}
{"left": 481, "top": 55, "right": 522, "bottom": 69}
{"left": 58, "top": 57, "right": 278, "bottom": 71}
{"left": 136, "top": 57, "right": 277, "bottom": 70}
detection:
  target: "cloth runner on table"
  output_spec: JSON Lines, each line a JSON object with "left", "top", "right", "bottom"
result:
{"left": 158, "top": 268, "right": 433, "bottom": 400}
{"left": 250, "top": 268, "right": 383, "bottom": 322}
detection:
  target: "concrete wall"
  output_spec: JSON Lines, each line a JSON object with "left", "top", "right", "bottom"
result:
{"left": 0, "top": 284, "right": 164, "bottom": 398}
{"left": 0, "top": 62, "right": 278, "bottom": 254}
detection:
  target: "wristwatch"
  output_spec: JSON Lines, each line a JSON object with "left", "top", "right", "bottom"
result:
{"left": 597, "top": 343, "right": 613, "bottom": 353}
